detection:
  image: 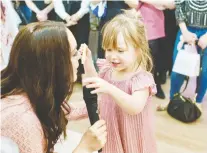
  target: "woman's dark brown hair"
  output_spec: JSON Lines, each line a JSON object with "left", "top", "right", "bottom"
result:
{"left": 1, "top": 21, "right": 74, "bottom": 152}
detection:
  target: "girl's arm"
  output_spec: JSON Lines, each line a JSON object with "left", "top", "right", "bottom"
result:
{"left": 80, "top": 44, "right": 98, "bottom": 77}
{"left": 83, "top": 77, "right": 150, "bottom": 115}
{"left": 109, "top": 85, "right": 149, "bottom": 115}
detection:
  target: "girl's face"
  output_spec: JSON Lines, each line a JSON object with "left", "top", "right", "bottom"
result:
{"left": 105, "top": 32, "right": 139, "bottom": 73}
{"left": 66, "top": 29, "right": 80, "bottom": 82}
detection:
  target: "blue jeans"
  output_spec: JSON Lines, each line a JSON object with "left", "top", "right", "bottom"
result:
{"left": 19, "top": 5, "right": 31, "bottom": 23}
{"left": 170, "top": 27, "right": 207, "bottom": 103}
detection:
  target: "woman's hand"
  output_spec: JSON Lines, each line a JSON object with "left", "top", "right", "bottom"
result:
{"left": 182, "top": 30, "right": 198, "bottom": 45}
{"left": 65, "top": 14, "right": 77, "bottom": 27}
{"left": 198, "top": 33, "right": 207, "bottom": 50}
{"left": 36, "top": 11, "right": 48, "bottom": 21}
{"left": 73, "top": 120, "right": 107, "bottom": 153}
{"left": 83, "top": 77, "right": 112, "bottom": 94}
{"left": 71, "top": 13, "right": 81, "bottom": 23}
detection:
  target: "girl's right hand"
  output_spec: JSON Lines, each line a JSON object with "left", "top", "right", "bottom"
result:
{"left": 79, "top": 44, "right": 98, "bottom": 77}
{"left": 79, "top": 44, "right": 92, "bottom": 64}
{"left": 74, "top": 120, "right": 107, "bottom": 153}
{"left": 182, "top": 30, "right": 198, "bottom": 45}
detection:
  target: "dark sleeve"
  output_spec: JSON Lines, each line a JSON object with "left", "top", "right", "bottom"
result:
{"left": 175, "top": 0, "right": 186, "bottom": 24}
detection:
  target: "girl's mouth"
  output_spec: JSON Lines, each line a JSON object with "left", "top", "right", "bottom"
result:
{"left": 111, "top": 62, "right": 120, "bottom": 67}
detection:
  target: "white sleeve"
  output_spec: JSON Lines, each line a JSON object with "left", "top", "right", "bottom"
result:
{"left": 90, "top": 1, "right": 107, "bottom": 18}
{"left": 53, "top": 0, "right": 68, "bottom": 20}
{"left": 76, "top": 0, "right": 90, "bottom": 18}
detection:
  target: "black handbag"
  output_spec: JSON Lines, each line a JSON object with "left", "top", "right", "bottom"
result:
{"left": 167, "top": 91, "right": 201, "bottom": 123}
{"left": 167, "top": 52, "right": 203, "bottom": 123}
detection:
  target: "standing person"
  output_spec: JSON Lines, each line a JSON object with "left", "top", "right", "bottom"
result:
{"left": 53, "top": 0, "right": 90, "bottom": 48}
{"left": 1, "top": 21, "right": 107, "bottom": 153}
{"left": 81, "top": 10, "right": 157, "bottom": 153}
{"left": 170, "top": 0, "right": 207, "bottom": 111}
{"left": 0, "top": 0, "right": 21, "bottom": 70}
{"left": 53, "top": 0, "right": 90, "bottom": 82}
{"left": 161, "top": 9, "right": 178, "bottom": 80}
{"left": 94, "top": 1, "right": 130, "bottom": 59}
{"left": 25, "top": 0, "right": 56, "bottom": 22}
{"left": 136, "top": 0, "right": 166, "bottom": 99}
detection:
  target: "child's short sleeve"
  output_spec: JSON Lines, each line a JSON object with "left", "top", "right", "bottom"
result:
{"left": 96, "top": 58, "right": 111, "bottom": 78}
{"left": 130, "top": 71, "right": 157, "bottom": 96}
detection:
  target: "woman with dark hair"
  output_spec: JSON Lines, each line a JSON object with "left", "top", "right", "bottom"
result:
{"left": 1, "top": 21, "right": 107, "bottom": 153}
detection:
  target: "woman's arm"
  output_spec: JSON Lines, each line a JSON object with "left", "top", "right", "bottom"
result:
{"left": 71, "top": 0, "right": 90, "bottom": 23}
{"left": 124, "top": 0, "right": 139, "bottom": 8}
{"left": 53, "top": 0, "right": 70, "bottom": 21}
{"left": 140, "top": 0, "right": 175, "bottom": 10}
{"left": 175, "top": 1, "right": 198, "bottom": 44}
{"left": 42, "top": 2, "right": 54, "bottom": 15}
{"left": 25, "top": 0, "right": 40, "bottom": 14}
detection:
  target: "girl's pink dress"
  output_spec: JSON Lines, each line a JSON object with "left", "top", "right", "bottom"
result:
{"left": 97, "top": 59, "right": 157, "bottom": 153}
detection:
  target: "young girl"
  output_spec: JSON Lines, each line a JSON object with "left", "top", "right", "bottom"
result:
{"left": 82, "top": 9, "right": 157, "bottom": 153}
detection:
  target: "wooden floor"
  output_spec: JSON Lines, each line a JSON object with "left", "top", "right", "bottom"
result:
{"left": 62, "top": 78, "right": 207, "bottom": 153}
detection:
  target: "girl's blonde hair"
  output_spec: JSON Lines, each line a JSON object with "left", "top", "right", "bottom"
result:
{"left": 102, "top": 9, "right": 153, "bottom": 72}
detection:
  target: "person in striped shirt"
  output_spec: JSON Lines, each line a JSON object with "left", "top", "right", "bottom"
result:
{"left": 170, "top": 0, "right": 207, "bottom": 111}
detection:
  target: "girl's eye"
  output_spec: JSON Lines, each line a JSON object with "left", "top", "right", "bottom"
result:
{"left": 118, "top": 50, "right": 124, "bottom": 53}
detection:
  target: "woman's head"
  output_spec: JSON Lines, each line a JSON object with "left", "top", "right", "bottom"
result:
{"left": 1, "top": 21, "right": 80, "bottom": 152}
{"left": 102, "top": 9, "right": 153, "bottom": 72}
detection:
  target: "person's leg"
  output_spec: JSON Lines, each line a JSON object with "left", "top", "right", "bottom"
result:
{"left": 149, "top": 39, "right": 165, "bottom": 99}
{"left": 170, "top": 30, "right": 186, "bottom": 99}
{"left": 19, "top": 4, "right": 31, "bottom": 23}
{"left": 163, "top": 10, "right": 179, "bottom": 74}
{"left": 196, "top": 47, "right": 207, "bottom": 103}
{"left": 97, "top": 28, "right": 105, "bottom": 59}
{"left": 158, "top": 37, "right": 168, "bottom": 84}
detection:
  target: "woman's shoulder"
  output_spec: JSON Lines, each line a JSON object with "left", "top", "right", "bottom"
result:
{"left": 1, "top": 95, "right": 32, "bottom": 113}
{"left": 1, "top": 95, "right": 43, "bottom": 133}
{"left": 1, "top": 95, "right": 45, "bottom": 153}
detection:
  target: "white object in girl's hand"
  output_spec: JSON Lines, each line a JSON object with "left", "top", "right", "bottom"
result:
{"left": 81, "top": 44, "right": 87, "bottom": 64}
{"left": 172, "top": 44, "right": 200, "bottom": 77}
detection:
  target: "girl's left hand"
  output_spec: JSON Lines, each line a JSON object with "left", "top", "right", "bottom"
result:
{"left": 83, "top": 77, "right": 112, "bottom": 94}
{"left": 198, "top": 33, "right": 207, "bottom": 50}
